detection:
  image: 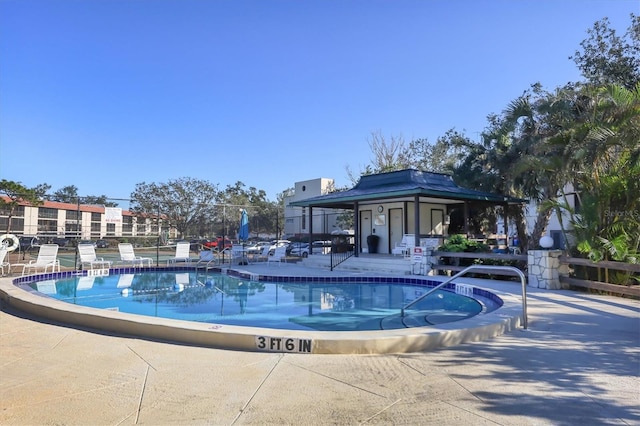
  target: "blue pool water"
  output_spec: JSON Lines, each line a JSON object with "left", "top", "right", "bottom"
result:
{"left": 29, "top": 271, "right": 489, "bottom": 331}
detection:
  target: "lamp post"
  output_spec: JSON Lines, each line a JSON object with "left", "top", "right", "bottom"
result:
{"left": 156, "top": 203, "right": 160, "bottom": 266}
{"left": 221, "top": 204, "right": 226, "bottom": 263}
{"left": 74, "top": 196, "right": 81, "bottom": 270}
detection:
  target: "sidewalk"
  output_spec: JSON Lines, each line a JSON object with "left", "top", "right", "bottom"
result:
{"left": 1, "top": 269, "right": 638, "bottom": 425}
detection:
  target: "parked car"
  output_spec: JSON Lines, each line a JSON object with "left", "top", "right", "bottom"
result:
{"left": 291, "top": 241, "right": 331, "bottom": 257}
{"left": 39, "top": 236, "right": 69, "bottom": 247}
{"left": 245, "top": 241, "right": 270, "bottom": 255}
{"left": 269, "top": 239, "right": 291, "bottom": 254}
{"left": 203, "top": 237, "right": 233, "bottom": 250}
{"left": 54, "top": 237, "right": 70, "bottom": 247}
{"left": 289, "top": 242, "right": 309, "bottom": 257}
{"left": 19, "top": 236, "right": 40, "bottom": 252}
{"left": 189, "top": 239, "right": 209, "bottom": 252}
{"left": 95, "top": 239, "right": 109, "bottom": 248}
{"left": 78, "top": 240, "right": 96, "bottom": 247}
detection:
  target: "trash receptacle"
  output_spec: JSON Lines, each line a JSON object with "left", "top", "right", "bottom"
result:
{"left": 366, "top": 234, "right": 380, "bottom": 254}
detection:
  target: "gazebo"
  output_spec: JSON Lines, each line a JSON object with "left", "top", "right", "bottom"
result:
{"left": 288, "top": 169, "right": 525, "bottom": 256}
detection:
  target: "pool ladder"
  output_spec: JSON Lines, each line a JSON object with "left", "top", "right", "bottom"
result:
{"left": 401, "top": 265, "right": 528, "bottom": 329}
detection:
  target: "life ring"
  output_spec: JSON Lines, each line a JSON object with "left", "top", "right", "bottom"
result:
{"left": 0, "top": 234, "right": 20, "bottom": 252}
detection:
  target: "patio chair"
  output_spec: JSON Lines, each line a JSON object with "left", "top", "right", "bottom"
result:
{"left": 167, "top": 241, "right": 192, "bottom": 265}
{"left": 230, "top": 245, "right": 248, "bottom": 265}
{"left": 21, "top": 244, "right": 60, "bottom": 275}
{"left": 391, "top": 234, "right": 415, "bottom": 258}
{"left": 196, "top": 250, "right": 217, "bottom": 269}
{"left": 118, "top": 243, "right": 153, "bottom": 267}
{"left": 254, "top": 245, "right": 271, "bottom": 263}
{"left": 391, "top": 240, "right": 407, "bottom": 256}
{"left": 78, "top": 244, "right": 112, "bottom": 270}
{"left": 267, "top": 246, "right": 287, "bottom": 266}
{"left": 0, "top": 247, "right": 10, "bottom": 275}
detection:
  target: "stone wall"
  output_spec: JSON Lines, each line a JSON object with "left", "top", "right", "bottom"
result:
{"left": 527, "top": 250, "right": 562, "bottom": 289}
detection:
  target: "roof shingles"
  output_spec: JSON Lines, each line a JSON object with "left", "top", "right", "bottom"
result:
{"left": 289, "top": 169, "right": 525, "bottom": 208}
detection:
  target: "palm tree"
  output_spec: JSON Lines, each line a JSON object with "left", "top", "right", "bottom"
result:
{"left": 482, "top": 84, "right": 579, "bottom": 251}
{"left": 553, "top": 83, "right": 640, "bottom": 268}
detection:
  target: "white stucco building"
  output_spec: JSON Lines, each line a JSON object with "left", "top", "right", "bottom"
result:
{"left": 283, "top": 178, "right": 344, "bottom": 238}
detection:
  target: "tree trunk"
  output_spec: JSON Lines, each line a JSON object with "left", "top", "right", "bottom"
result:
{"left": 6, "top": 212, "right": 13, "bottom": 233}
{"left": 513, "top": 208, "right": 529, "bottom": 253}
{"left": 529, "top": 207, "right": 553, "bottom": 250}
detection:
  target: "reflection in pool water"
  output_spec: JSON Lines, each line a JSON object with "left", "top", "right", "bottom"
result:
{"left": 31, "top": 271, "right": 489, "bottom": 331}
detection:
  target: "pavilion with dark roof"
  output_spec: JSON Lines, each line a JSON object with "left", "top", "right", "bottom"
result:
{"left": 288, "top": 169, "right": 525, "bottom": 256}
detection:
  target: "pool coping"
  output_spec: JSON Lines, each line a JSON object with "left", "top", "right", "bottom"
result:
{"left": 0, "top": 266, "right": 525, "bottom": 354}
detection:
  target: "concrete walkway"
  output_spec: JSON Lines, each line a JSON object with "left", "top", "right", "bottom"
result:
{"left": 1, "top": 266, "right": 638, "bottom": 425}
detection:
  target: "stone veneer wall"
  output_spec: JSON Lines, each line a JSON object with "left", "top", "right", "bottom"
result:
{"left": 528, "top": 250, "right": 562, "bottom": 289}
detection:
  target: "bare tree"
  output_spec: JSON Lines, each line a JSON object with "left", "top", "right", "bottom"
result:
{"left": 346, "top": 130, "right": 411, "bottom": 184}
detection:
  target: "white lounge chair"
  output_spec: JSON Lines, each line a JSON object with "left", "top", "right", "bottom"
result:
{"left": 392, "top": 234, "right": 415, "bottom": 258}
{"left": 230, "top": 245, "right": 248, "bottom": 265}
{"left": 196, "top": 250, "right": 217, "bottom": 269}
{"left": 118, "top": 243, "right": 153, "bottom": 267}
{"left": 0, "top": 247, "right": 10, "bottom": 276}
{"left": 267, "top": 246, "right": 287, "bottom": 266}
{"left": 21, "top": 244, "right": 60, "bottom": 275}
{"left": 167, "top": 241, "right": 192, "bottom": 265}
{"left": 78, "top": 244, "right": 112, "bottom": 270}
{"left": 254, "top": 245, "right": 271, "bottom": 263}
{"left": 391, "top": 241, "right": 406, "bottom": 256}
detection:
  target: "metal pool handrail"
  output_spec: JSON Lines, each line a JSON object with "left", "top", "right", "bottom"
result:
{"left": 401, "top": 265, "right": 528, "bottom": 329}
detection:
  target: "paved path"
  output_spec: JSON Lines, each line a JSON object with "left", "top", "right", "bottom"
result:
{"left": 1, "top": 268, "right": 638, "bottom": 425}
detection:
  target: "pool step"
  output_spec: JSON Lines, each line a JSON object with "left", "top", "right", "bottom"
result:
{"left": 380, "top": 313, "right": 431, "bottom": 330}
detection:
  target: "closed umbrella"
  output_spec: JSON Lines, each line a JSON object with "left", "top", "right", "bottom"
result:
{"left": 239, "top": 209, "right": 249, "bottom": 241}
{"left": 238, "top": 209, "right": 249, "bottom": 265}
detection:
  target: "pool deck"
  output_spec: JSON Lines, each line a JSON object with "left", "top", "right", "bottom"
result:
{"left": 1, "top": 263, "right": 639, "bottom": 425}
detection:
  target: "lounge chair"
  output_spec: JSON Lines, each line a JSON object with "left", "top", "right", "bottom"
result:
{"left": 267, "top": 246, "right": 287, "bottom": 266}
{"left": 196, "top": 250, "right": 217, "bottom": 269}
{"left": 78, "top": 244, "right": 112, "bottom": 270}
{"left": 254, "top": 245, "right": 271, "bottom": 263}
{"left": 167, "top": 241, "right": 192, "bottom": 265}
{"left": 21, "top": 244, "right": 60, "bottom": 275}
{"left": 230, "top": 245, "right": 248, "bottom": 265}
{"left": 392, "top": 234, "right": 415, "bottom": 258}
{"left": 118, "top": 243, "right": 153, "bottom": 267}
{"left": 0, "top": 247, "right": 10, "bottom": 275}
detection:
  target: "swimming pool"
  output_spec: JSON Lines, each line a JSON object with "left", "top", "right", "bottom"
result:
{"left": 26, "top": 271, "right": 494, "bottom": 331}
{"left": 2, "top": 266, "right": 523, "bottom": 354}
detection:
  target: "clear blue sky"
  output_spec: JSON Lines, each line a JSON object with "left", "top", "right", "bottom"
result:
{"left": 1, "top": 0, "right": 637, "bottom": 206}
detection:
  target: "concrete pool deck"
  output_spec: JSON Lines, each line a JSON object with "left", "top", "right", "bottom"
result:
{"left": 1, "top": 264, "right": 639, "bottom": 425}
